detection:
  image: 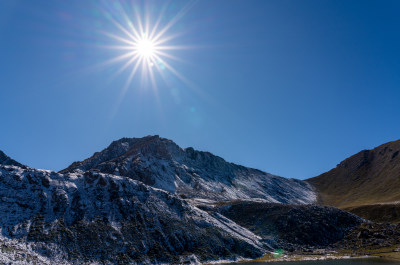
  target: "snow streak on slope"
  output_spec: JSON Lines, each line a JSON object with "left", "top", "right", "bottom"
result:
{"left": 62, "top": 136, "right": 316, "bottom": 204}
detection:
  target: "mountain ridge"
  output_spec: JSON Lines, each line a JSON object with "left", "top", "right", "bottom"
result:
{"left": 0, "top": 150, "right": 25, "bottom": 168}
{"left": 307, "top": 139, "right": 400, "bottom": 223}
{"left": 61, "top": 135, "right": 316, "bottom": 204}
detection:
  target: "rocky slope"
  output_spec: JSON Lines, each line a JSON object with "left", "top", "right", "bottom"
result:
{"left": 197, "top": 201, "right": 363, "bottom": 250}
{"left": 307, "top": 139, "right": 400, "bottom": 223}
{"left": 333, "top": 222, "right": 400, "bottom": 253}
{"left": 0, "top": 162, "right": 267, "bottom": 264}
{"left": 2, "top": 135, "right": 380, "bottom": 264}
{"left": 61, "top": 135, "right": 316, "bottom": 204}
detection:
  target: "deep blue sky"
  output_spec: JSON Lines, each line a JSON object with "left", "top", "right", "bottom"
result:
{"left": 0, "top": 0, "right": 399, "bottom": 179}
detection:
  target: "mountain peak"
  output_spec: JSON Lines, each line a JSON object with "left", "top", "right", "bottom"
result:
{"left": 61, "top": 135, "right": 316, "bottom": 204}
{"left": 0, "top": 150, "right": 24, "bottom": 167}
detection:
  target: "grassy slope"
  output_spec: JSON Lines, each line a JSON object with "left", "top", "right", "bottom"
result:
{"left": 306, "top": 139, "right": 400, "bottom": 223}
{"left": 343, "top": 204, "right": 400, "bottom": 224}
{"left": 307, "top": 139, "right": 400, "bottom": 208}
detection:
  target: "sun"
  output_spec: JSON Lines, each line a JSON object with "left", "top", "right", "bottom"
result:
{"left": 99, "top": 1, "right": 197, "bottom": 91}
{"left": 135, "top": 36, "right": 156, "bottom": 59}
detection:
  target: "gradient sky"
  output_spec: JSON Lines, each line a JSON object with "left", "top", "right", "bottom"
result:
{"left": 0, "top": 0, "right": 399, "bottom": 179}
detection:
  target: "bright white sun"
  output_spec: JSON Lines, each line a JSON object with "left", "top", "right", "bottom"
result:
{"left": 101, "top": 1, "right": 197, "bottom": 90}
{"left": 136, "top": 38, "right": 156, "bottom": 58}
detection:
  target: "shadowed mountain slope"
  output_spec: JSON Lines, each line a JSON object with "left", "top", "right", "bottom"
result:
{"left": 61, "top": 135, "right": 316, "bottom": 204}
{"left": 206, "top": 201, "right": 363, "bottom": 248}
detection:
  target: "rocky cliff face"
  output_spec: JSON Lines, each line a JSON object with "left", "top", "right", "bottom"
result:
{"left": 0, "top": 163, "right": 266, "bottom": 264}
{"left": 61, "top": 136, "right": 316, "bottom": 204}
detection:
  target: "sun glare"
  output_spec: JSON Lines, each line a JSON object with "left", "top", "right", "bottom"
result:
{"left": 136, "top": 37, "right": 156, "bottom": 58}
{"left": 99, "top": 1, "right": 197, "bottom": 92}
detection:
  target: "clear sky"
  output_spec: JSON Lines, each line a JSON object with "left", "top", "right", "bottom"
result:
{"left": 0, "top": 0, "right": 399, "bottom": 179}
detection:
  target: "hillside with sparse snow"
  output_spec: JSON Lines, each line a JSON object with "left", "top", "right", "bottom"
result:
{"left": 0, "top": 164, "right": 267, "bottom": 264}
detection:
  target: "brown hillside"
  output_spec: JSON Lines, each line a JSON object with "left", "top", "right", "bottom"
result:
{"left": 307, "top": 139, "right": 400, "bottom": 209}
{"left": 343, "top": 203, "right": 400, "bottom": 224}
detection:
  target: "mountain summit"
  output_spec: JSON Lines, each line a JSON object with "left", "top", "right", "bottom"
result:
{"left": 61, "top": 135, "right": 316, "bottom": 204}
{"left": 0, "top": 150, "right": 24, "bottom": 167}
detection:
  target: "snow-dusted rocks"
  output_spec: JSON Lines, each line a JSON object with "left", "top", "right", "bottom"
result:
{"left": 0, "top": 164, "right": 266, "bottom": 264}
{"left": 62, "top": 135, "right": 316, "bottom": 204}
{"left": 0, "top": 136, "right": 318, "bottom": 264}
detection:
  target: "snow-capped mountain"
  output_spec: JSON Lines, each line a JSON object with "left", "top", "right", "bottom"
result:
{"left": 0, "top": 162, "right": 266, "bottom": 264}
{"left": 61, "top": 135, "right": 316, "bottom": 204}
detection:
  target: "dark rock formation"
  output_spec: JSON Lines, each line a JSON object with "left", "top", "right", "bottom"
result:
{"left": 201, "top": 201, "right": 363, "bottom": 249}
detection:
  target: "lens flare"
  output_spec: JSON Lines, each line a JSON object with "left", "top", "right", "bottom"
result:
{"left": 272, "top": 249, "right": 284, "bottom": 258}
